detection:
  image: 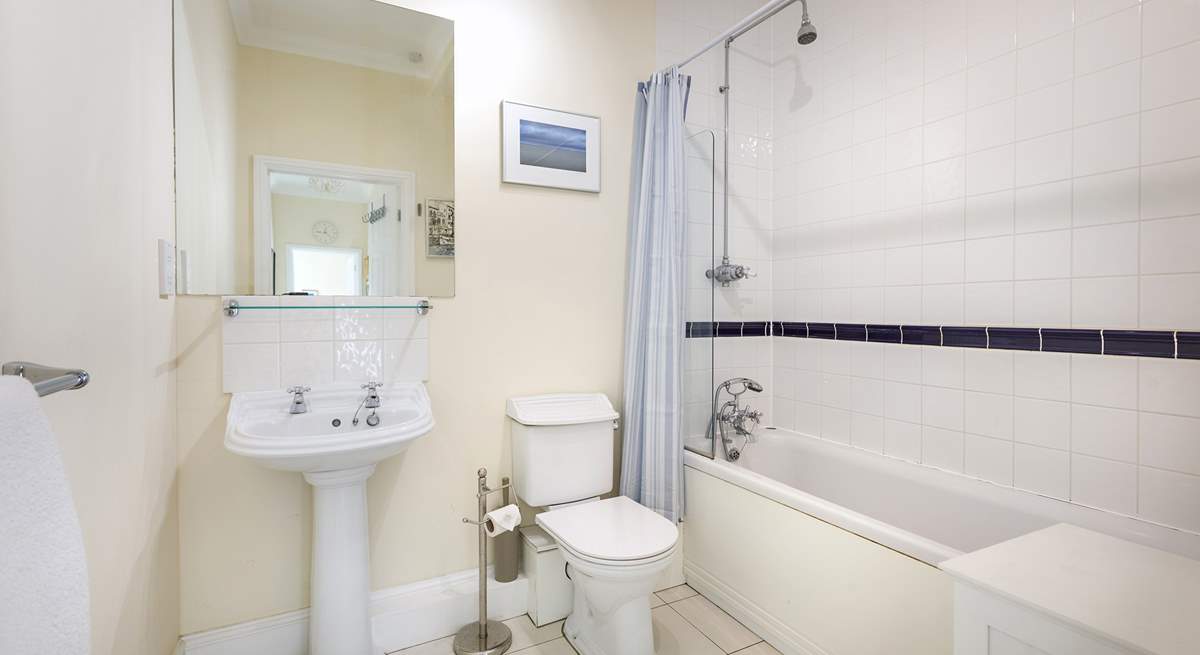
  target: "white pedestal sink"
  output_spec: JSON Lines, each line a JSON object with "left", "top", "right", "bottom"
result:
{"left": 225, "top": 382, "right": 434, "bottom": 655}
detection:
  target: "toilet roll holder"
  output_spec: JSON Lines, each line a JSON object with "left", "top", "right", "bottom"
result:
{"left": 453, "top": 468, "right": 514, "bottom": 655}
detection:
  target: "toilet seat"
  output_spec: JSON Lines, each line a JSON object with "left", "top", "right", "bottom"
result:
{"left": 536, "top": 496, "right": 678, "bottom": 565}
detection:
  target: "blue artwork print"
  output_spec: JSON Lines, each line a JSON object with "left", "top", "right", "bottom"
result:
{"left": 519, "top": 119, "right": 587, "bottom": 172}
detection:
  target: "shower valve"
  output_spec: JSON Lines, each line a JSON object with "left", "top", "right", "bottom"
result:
{"left": 706, "top": 262, "right": 756, "bottom": 286}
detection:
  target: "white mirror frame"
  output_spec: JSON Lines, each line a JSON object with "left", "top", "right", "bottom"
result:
{"left": 252, "top": 155, "right": 417, "bottom": 296}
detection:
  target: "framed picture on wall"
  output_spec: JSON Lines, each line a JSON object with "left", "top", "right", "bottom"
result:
{"left": 501, "top": 101, "right": 600, "bottom": 192}
{"left": 426, "top": 199, "right": 455, "bottom": 258}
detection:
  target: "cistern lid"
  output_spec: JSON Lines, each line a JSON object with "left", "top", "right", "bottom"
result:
{"left": 536, "top": 496, "right": 678, "bottom": 562}
{"left": 506, "top": 393, "right": 618, "bottom": 426}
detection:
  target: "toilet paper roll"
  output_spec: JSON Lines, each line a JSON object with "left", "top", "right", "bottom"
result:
{"left": 484, "top": 504, "right": 522, "bottom": 537}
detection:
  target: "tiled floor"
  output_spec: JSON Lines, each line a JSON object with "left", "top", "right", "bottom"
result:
{"left": 391, "top": 584, "right": 780, "bottom": 655}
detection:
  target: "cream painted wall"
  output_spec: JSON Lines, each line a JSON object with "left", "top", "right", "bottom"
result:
{"left": 176, "top": 0, "right": 654, "bottom": 633}
{"left": 270, "top": 194, "right": 369, "bottom": 292}
{"left": 240, "top": 44, "right": 454, "bottom": 296}
{"left": 0, "top": 1, "right": 179, "bottom": 654}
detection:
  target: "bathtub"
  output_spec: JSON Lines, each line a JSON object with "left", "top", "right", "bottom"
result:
{"left": 681, "top": 429, "right": 1200, "bottom": 655}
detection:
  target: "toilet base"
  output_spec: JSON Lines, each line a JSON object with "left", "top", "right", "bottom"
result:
{"left": 562, "top": 575, "right": 656, "bottom": 655}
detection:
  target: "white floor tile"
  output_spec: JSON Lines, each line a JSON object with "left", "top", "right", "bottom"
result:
{"left": 651, "top": 592, "right": 666, "bottom": 608}
{"left": 656, "top": 583, "right": 699, "bottom": 603}
{"left": 506, "top": 615, "right": 565, "bottom": 651}
{"left": 669, "top": 594, "right": 761, "bottom": 653}
{"left": 388, "top": 634, "right": 454, "bottom": 654}
{"left": 511, "top": 637, "right": 575, "bottom": 655}
{"left": 732, "top": 642, "right": 783, "bottom": 655}
{"left": 652, "top": 605, "right": 725, "bottom": 655}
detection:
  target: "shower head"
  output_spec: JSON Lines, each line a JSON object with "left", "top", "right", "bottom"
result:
{"left": 796, "top": 0, "right": 817, "bottom": 45}
{"left": 797, "top": 20, "right": 818, "bottom": 44}
{"left": 746, "top": 379, "right": 764, "bottom": 393}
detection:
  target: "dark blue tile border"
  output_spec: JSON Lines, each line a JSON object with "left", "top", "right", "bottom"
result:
{"left": 1042, "top": 329, "right": 1101, "bottom": 355}
{"left": 1180, "top": 332, "right": 1200, "bottom": 360}
{"left": 684, "top": 320, "right": 1196, "bottom": 360}
{"left": 903, "top": 325, "right": 941, "bottom": 346}
{"left": 944, "top": 326, "right": 987, "bottom": 349}
{"left": 1104, "top": 330, "right": 1175, "bottom": 358}
{"left": 988, "top": 328, "right": 1040, "bottom": 351}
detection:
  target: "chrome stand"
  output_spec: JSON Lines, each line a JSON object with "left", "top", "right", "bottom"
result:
{"left": 452, "top": 468, "right": 513, "bottom": 655}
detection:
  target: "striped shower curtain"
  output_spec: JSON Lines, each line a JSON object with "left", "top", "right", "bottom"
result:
{"left": 620, "top": 68, "right": 691, "bottom": 522}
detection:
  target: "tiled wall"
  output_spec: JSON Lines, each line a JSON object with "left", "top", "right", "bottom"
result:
{"left": 221, "top": 296, "right": 430, "bottom": 393}
{"left": 658, "top": 0, "right": 1200, "bottom": 533}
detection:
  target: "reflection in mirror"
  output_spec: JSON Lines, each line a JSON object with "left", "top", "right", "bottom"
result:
{"left": 173, "top": 0, "right": 454, "bottom": 296}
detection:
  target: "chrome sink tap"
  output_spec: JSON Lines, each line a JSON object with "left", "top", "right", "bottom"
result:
{"left": 287, "top": 386, "right": 311, "bottom": 414}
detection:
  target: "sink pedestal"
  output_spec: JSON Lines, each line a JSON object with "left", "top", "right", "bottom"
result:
{"left": 304, "top": 464, "right": 377, "bottom": 655}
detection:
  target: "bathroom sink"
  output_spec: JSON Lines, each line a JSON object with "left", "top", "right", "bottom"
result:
{"left": 225, "top": 381, "right": 434, "bottom": 655}
{"left": 225, "top": 381, "right": 434, "bottom": 472}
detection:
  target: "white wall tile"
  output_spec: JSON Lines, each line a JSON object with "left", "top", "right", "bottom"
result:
{"left": 925, "top": 72, "right": 967, "bottom": 121}
{"left": 967, "top": 53, "right": 1017, "bottom": 108}
{"left": 923, "top": 426, "right": 966, "bottom": 472}
{"left": 965, "top": 237, "right": 1015, "bottom": 282}
{"left": 966, "top": 434, "right": 1015, "bottom": 484}
{"left": 966, "top": 100, "right": 1016, "bottom": 152}
{"left": 1140, "top": 411, "right": 1200, "bottom": 476}
{"left": 1141, "top": 215, "right": 1200, "bottom": 274}
{"left": 965, "top": 190, "right": 1015, "bottom": 237}
{"left": 924, "top": 386, "right": 965, "bottom": 430}
{"left": 1014, "top": 230, "right": 1071, "bottom": 279}
{"left": 885, "top": 344, "right": 923, "bottom": 383}
{"left": 1015, "top": 181, "right": 1072, "bottom": 233}
{"left": 1141, "top": 99, "right": 1200, "bottom": 165}
{"left": 280, "top": 341, "right": 334, "bottom": 388}
{"left": 1071, "top": 404, "right": 1138, "bottom": 462}
{"left": 965, "top": 349, "right": 1014, "bottom": 393}
{"left": 1073, "top": 115, "right": 1140, "bottom": 177}
{"left": 852, "top": 413, "right": 886, "bottom": 453}
{"left": 965, "top": 391, "right": 1015, "bottom": 439}
{"left": 885, "top": 419, "right": 923, "bottom": 462}
{"left": 1015, "top": 81, "right": 1073, "bottom": 140}
{"left": 1139, "top": 358, "right": 1200, "bottom": 417}
{"left": 384, "top": 339, "right": 430, "bottom": 381}
{"left": 1142, "top": 0, "right": 1200, "bottom": 56}
{"left": 1138, "top": 467, "right": 1200, "bottom": 532}
{"left": 1014, "top": 132, "right": 1072, "bottom": 186}
{"left": 1014, "top": 279, "right": 1072, "bottom": 326}
{"left": 1071, "top": 354, "right": 1138, "bottom": 409}
{"left": 924, "top": 114, "right": 967, "bottom": 163}
{"left": 1073, "top": 61, "right": 1140, "bottom": 127}
{"left": 1014, "top": 443, "right": 1070, "bottom": 499}
{"left": 1016, "top": 0, "right": 1075, "bottom": 46}
{"left": 1073, "top": 223, "right": 1138, "bottom": 277}
{"left": 965, "top": 145, "right": 1016, "bottom": 195}
{"left": 1071, "top": 454, "right": 1138, "bottom": 514}
{"left": 334, "top": 340, "right": 384, "bottom": 383}
{"left": 922, "top": 284, "right": 965, "bottom": 323}
{"left": 965, "top": 282, "right": 1015, "bottom": 325}
{"left": 1072, "top": 276, "right": 1139, "bottom": 328}
{"left": 1016, "top": 32, "right": 1074, "bottom": 93}
{"left": 923, "top": 242, "right": 966, "bottom": 284}
{"left": 1014, "top": 351, "right": 1071, "bottom": 400}
{"left": 1140, "top": 274, "right": 1200, "bottom": 329}
{"left": 923, "top": 347, "right": 965, "bottom": 388}
{"left": 1014, "top": 397, "right": 1070, "bottom": 449}
{"left": 1141, "top": 157, "right": 1200, "bottom": 220}
{"left": 1074, "top": 6, "right": 1141, "bottom": 75}
{"left": 222, "top": 343, "right": 280, "bottom": 393}
{"left": 1141, "top": 40, "right": 1200, "bottom": 110}
{"left": 1073, "top": 169, "right": 1140, "bottom": 226}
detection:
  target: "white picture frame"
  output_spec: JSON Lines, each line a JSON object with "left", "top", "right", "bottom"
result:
{"left": 501, "top": 101, "right": 600, "bottom": 193}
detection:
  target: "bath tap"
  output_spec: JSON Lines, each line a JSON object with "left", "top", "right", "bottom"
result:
{"left": 287, "top": 386, "right": 311, "bottom": 414}
{"left": 707, "top": 377, "right": 763, "bottom": 461}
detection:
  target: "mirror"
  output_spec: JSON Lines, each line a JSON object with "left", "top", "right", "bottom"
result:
{"left": 173, "top": 0, "right": 454, "bottom": 296}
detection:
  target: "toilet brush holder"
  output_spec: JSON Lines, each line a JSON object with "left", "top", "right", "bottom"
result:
{"left": 452, "top": 468, "right": 513, "bottom": 655}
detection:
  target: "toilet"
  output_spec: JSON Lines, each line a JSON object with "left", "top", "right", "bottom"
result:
{"left": 507, "top": 393, "right": 679, "bottom": 655}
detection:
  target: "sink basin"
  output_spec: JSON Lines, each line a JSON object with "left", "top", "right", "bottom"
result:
{"left": 224, "top": 381, "right": 434, "bottom": 655}
{"left": 226, "top": 382, "right": 434, "bottom": 472}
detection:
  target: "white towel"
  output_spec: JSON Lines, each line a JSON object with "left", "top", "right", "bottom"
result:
{"left": 0, "top": 377, "right": 90, "bottom": 654}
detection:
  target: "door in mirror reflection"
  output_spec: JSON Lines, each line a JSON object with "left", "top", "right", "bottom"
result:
{"left": 173, "top": 0, "right": 454, "bottom": 296}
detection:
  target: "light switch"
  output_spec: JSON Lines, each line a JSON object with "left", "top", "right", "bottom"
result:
{"left": 158, "top": 238, "right": 176, "bottom": 298}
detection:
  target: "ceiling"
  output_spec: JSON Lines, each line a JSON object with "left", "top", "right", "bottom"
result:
{"left": 227, "top": 0, "right": 452, "bottom": 78}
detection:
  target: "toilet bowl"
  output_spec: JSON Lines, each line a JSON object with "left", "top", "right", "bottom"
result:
{"left": 536, "top": 495, "right": 679, "bottom": 655}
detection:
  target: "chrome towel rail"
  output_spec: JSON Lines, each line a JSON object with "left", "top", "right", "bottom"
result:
{"left": 224, "top": 298, "right": 432, "bottom": 317}
{"left": 1, "top": 361, "right": 91, "bottom": 397}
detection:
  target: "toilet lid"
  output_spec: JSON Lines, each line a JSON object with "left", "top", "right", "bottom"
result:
{"left": 536, "top": 496, "right": 678, "bottom": 562}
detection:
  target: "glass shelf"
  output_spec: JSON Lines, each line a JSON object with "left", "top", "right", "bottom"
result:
{"left": 224, "top": 299, "right": 431, "bottom": 317}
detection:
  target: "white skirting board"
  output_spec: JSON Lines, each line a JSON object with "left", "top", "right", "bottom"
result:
{"left": 177, "top": 567, "right": 529, "bottom": 655}
{"left": 683, "top": 561, "right": 829, "bottom": 655}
